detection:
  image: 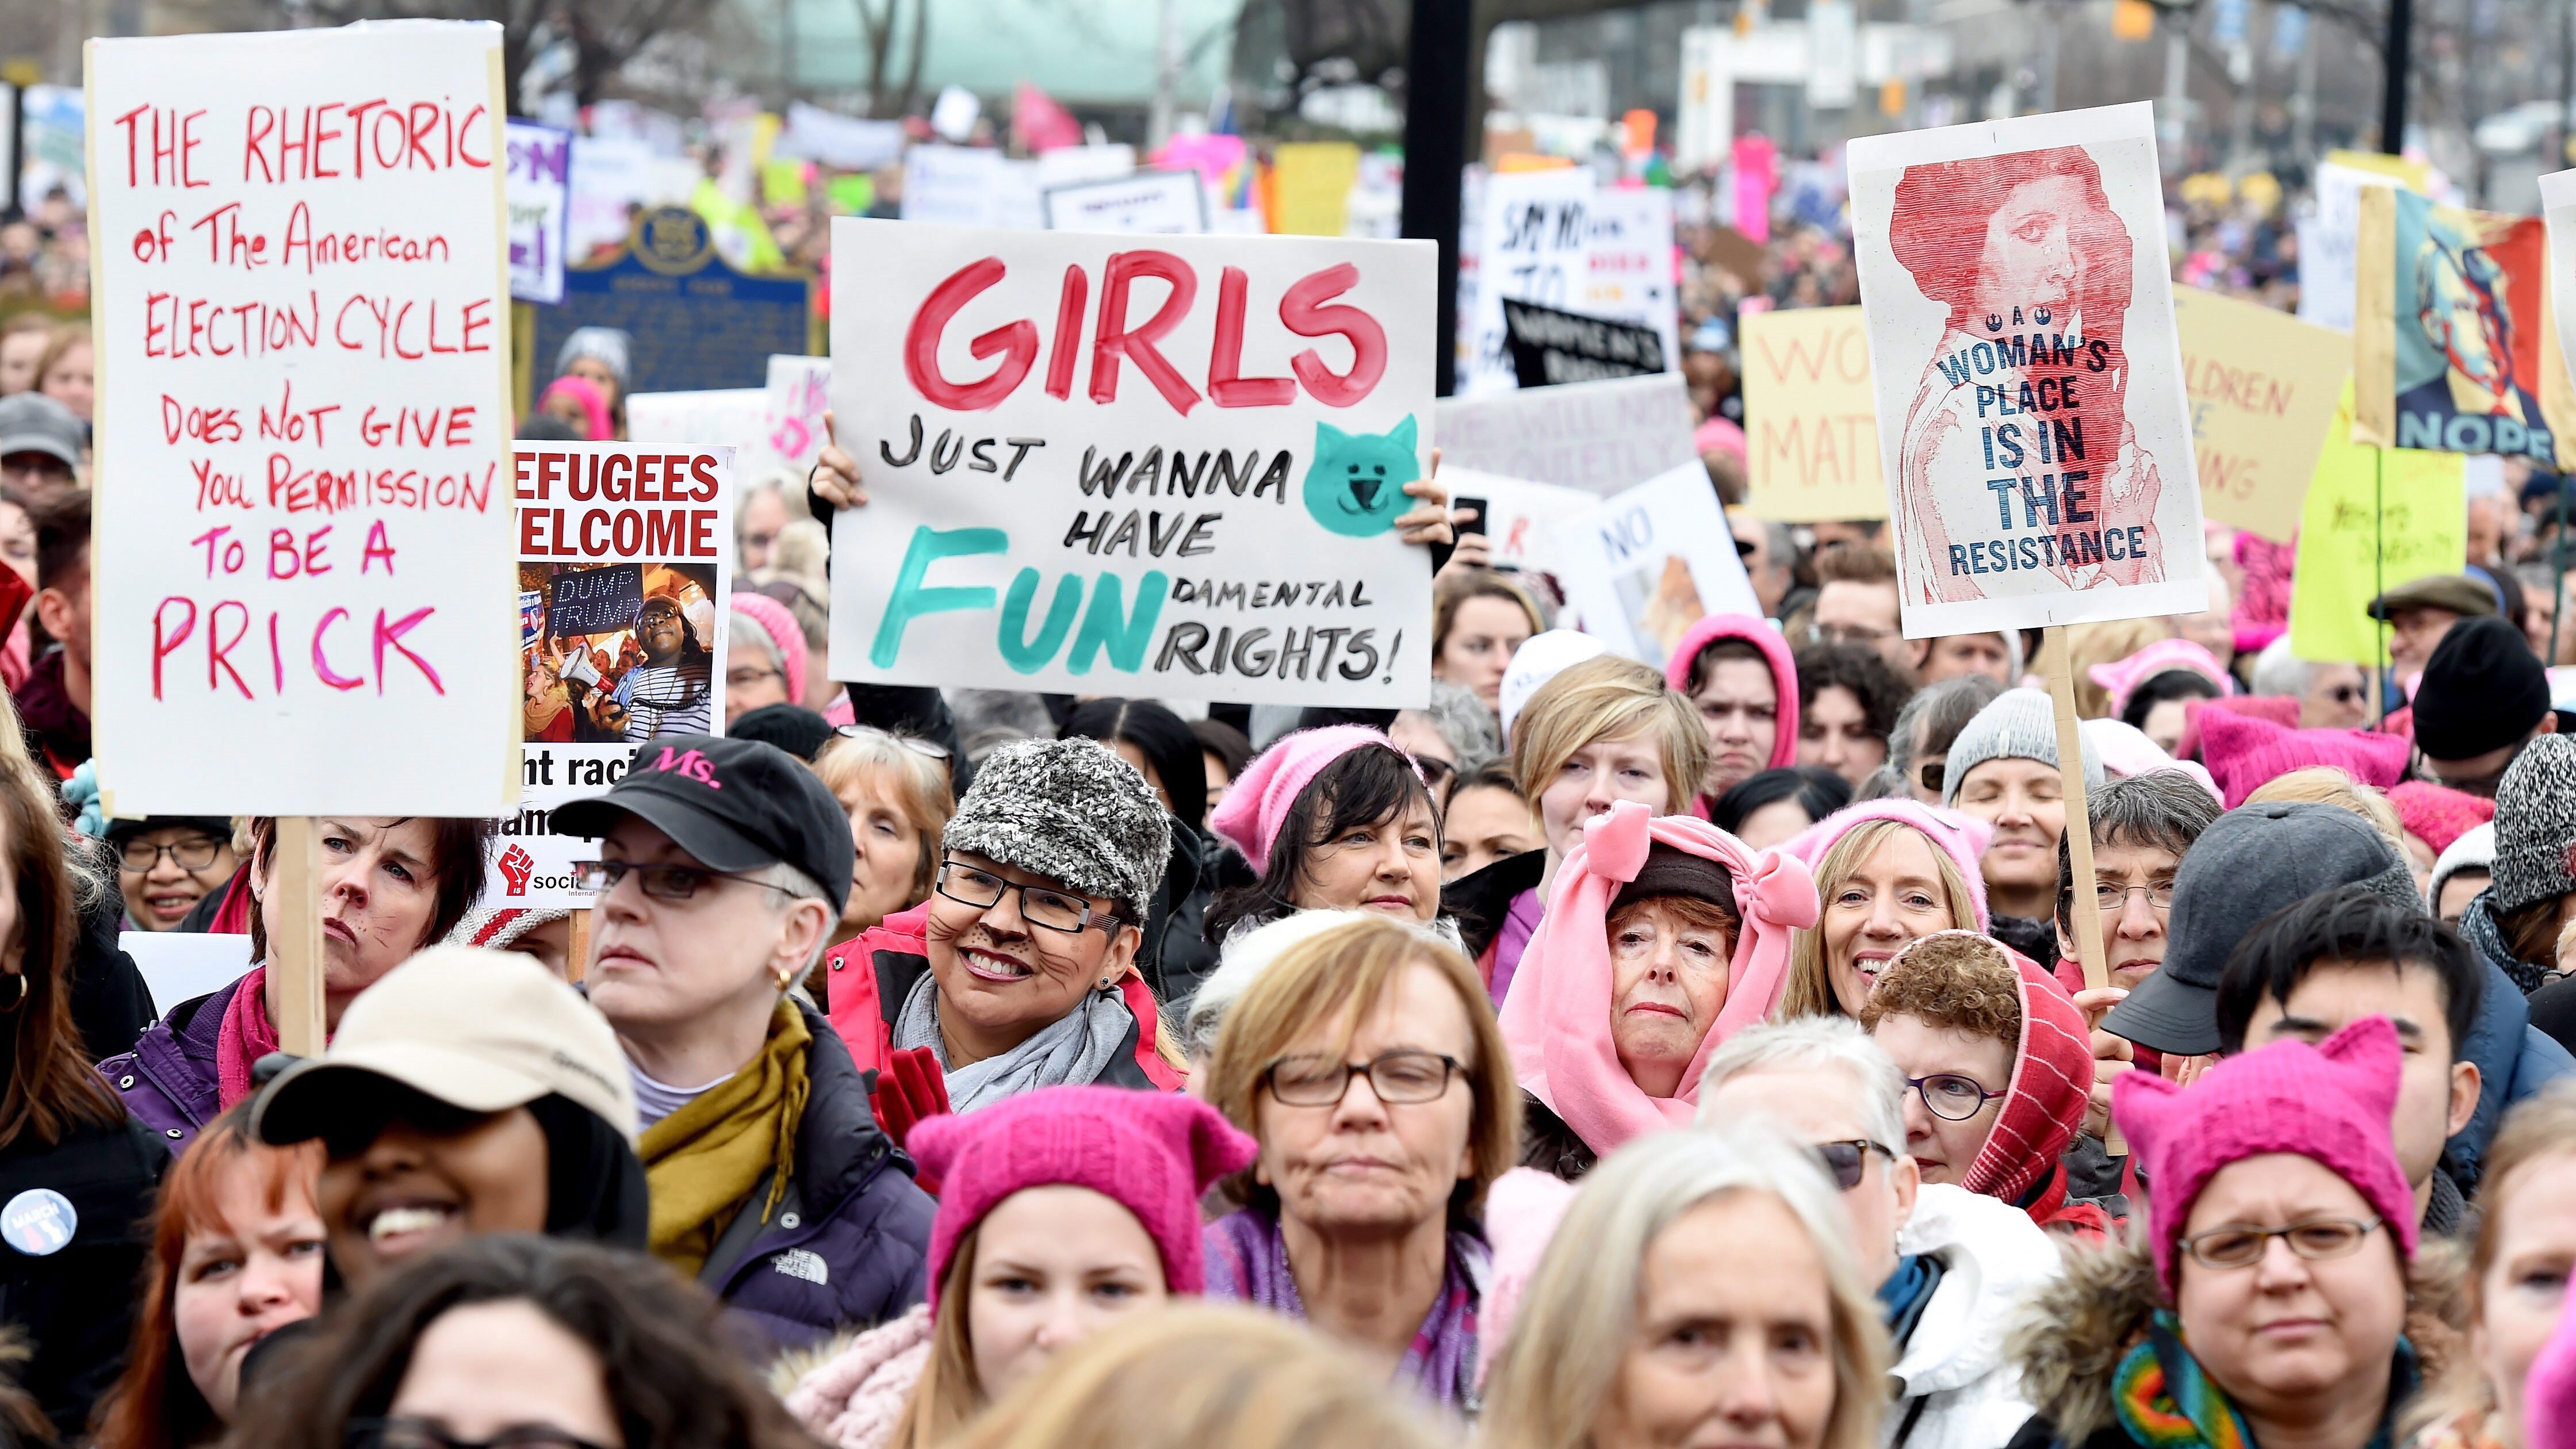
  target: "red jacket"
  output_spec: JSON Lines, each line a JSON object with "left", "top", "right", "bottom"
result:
{"left": 822, "top": 904, "right": 1185, "bottom": 1092}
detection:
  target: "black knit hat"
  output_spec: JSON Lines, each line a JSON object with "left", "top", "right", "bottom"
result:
{"left": 2414, "top": 615, "right": 2548, "bottom": 763}
{"left": 1609, "top": 844, "right": 1741, "bottom": 921}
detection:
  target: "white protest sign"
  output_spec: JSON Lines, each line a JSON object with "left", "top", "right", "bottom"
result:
{"left": 1848, "top": 102, "right": 2207, "bottom": 639}
{"left": 1555, "top": 462, "right": 1762, "bottom": 669}
{"left": 2541, "top": 167, "right": 2576, "bottom": 397}
{"left": 1464, "top": 167, "right": 1594, "bottom": 396}
{"left": 505, "top": 120, "right": 572, "bottom": 304}
{"left": 826, "top": 220, "right": 1437, "bottom": 706}
{"left": 2299, "top": 159, "right": 2417, "bottom": 335}
{"left": 1438, "top": 465, "right": 1593, "bottom": 572}
{"left": 1433, "top": 371, "right": 1700, "bottom": 496}
{"left": 567, "top": 136, "right": 653, "bottom": 258}
{"left": 1043, "top": 171, "right": 1209, "bottom": 235}
{"left": 627, "top": 389, "right": 767, "bottom": 454}
{"left": 87, "top": 21, "right": 518, "bottom": 817}
{"left": 903, "top": 145, "right": 1005, "bottom": 227}
{"left": 1584, "top": 187, "right": 1680, "bottom": 370}
{"left": 495, "top": 442, "right": 733, "bottom": 908}
{"left": 777, "top": 101, "right": 905, "bottom": 171}
{"left": 763, "top": 355, "right": 833, "bottom": 476}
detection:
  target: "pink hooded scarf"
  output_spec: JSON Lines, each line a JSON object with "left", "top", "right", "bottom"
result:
{"left": 1498, "top": 800, "right": 1817, "bottom": 1154}
{"left": 1663, "top": 614, "right": 1800, "bottom": 808}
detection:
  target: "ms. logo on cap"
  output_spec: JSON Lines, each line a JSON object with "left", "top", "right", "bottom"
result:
{"left": 649, "top": 746, "right": 724, "bottom": 789}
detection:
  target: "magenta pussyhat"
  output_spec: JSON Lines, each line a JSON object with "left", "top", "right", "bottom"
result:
{"left": 906, "top": 1086, "right": 1257, "bottom": 1303}
{"left": 2112, "top": 1015, "right": 2416, "bottom": 1294}
{"left": 1207, "top": 726, "right": 1421, "bottom": 874}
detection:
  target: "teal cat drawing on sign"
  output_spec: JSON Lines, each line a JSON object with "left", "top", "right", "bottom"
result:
{"left": 1302, "top": 416, "right": 1421, "bottom": 538}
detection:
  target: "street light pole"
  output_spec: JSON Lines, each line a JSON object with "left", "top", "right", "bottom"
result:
{"left": 2380, "top": 0, "right": 2410, "bottom": 154}
{"left": 1402, "top": 0, "right": 1473, "bottom": 397}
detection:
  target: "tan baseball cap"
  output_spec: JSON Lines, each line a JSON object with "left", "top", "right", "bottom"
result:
{"left": 252, "top": 946, "right": 638, "bottom": 1147}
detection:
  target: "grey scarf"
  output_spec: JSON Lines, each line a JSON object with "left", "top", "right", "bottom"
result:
{"left": 2460, "top": 888, "right": 2554, "bottom": 994}
{"left": 893, "top": 970, "right": 1132, "bottom": 1113}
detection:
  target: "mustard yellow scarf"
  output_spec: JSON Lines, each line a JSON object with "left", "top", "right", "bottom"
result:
{"left": 637, "top": 1001, "right": 812, "bottom": 1276}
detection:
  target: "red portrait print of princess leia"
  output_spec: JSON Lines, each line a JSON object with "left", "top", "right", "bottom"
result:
{"left": 1889, "top": 147, "right": 2165, "bottom": 604}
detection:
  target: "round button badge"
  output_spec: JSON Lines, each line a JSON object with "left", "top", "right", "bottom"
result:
{"left": 1, "top": 1189, "right": 75, "bottom": 1257}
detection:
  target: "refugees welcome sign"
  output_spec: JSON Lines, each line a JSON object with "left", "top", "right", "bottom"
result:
{"left": 87, "top": 22, "right": 518, "bottom": 816}
{"left": 826, "top": 221, "right": 1436, "bottom": 707}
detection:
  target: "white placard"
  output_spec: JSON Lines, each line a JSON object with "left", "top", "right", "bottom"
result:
{"left": 2540, "top": 167, "right": 2576, "bottom": 398}
{"left": 1464, "top": 168, "right": 1594, "bottom": 396}
{"left": 1433, "top": 372, "right": 1700, "bottom": 496}
{"left": 763, "top": 355, "right": 834, "bottom": 475}
{"left": 1848, "top": 102, "right": 2208, "bottom": 639}
{"left": 2298, "top": 161, "right": 2405, "bottom": 334}
{"left": 1440, "top": 465, "right": 1594, "bottom": 572}
{"left": 826, "top": 220, "right": 1437, "bottom": 706}
{"left": 626, "top": 389, "right": 768, "bottom": 455}
{"left": 1584, "top": 187, "right": 1681, "bottom": 370}
{"left": 1042, "top": 171, "right": 1209, "bottom": 235}
{"left": 88, "top": 22, "right": 519, "bottom": 817}
{"left": 504, "top": 120, "right": 572, "bottom": 304}
{"left": 123, "top": 932, "right": 254, "bottom": 1013}
{"left": 1555, "top": 462, "right": 1763, "bottom": 668}
{"left": 777, "top": 101, "right": 905, "bottom": 171}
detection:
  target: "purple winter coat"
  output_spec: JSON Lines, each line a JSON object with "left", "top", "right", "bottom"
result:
{"left": 96, "top": 979, "right": 239, "bottom": 1152}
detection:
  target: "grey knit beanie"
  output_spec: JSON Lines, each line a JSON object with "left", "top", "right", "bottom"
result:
{"left": 2491, "top": 734, "right": 2576, "bottom": 915}
{"left": 1940, "top": 687, "right": 2104, "bottom": 808}
{"left": 942, "top": 738, "right": 1171, "bottom": 919}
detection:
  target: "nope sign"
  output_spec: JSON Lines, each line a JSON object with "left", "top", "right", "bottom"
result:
{"left": 827, "top": 220, "right": 1437, "bottom": 707}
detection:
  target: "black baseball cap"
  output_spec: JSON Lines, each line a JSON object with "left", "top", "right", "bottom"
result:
{"left": 550, "top": 734, "right": 854, "bottom": 915}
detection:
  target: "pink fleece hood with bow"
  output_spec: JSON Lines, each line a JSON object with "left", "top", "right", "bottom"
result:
{"left": 1663, "top": 615, "right": 1800, "bottom": 789}
{"left": 1496, "top": 800, "right": 1818, "bottom": 1155}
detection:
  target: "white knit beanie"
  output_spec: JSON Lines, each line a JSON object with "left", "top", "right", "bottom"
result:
{"left": 1940, "top": 687, "right": 2104, "bottom": 808}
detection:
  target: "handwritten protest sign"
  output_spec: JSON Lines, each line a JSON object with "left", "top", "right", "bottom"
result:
{"left": 505, "top": 120, "right": 571, "bottom": 305}
{"left": 1584, "top": 187, "right": 1680, "bottom": 369}
{"left": 495, "top": 442, "right": 733, "bottom": 907}
{"left": 763, "top": 354, "right": 832, "bottom": 474}
{"left": 1434, "top": 372, "right": 1700, "bottom": 497}
{"left": 1440, "top": 466, "right": 1593, "bottom": 573}
{"left": 2298, "top": 156, "right": 2420, "bottom": 334}
{"left": 2543, "top": 168, "right": 2576, "bottom": 399}
{"left": 1555, "top": 462, "right": 1763, "bottom": 670}
{"left": 87, "top": 22, "right": 518, "bottom": 817}
{"left": 1464, "top": 168, "right": 1593, "bottom": 396}
{"left": 2172, "top": 288, "right": 2347, "bottom": 543}
{"left": 826, "top": 222, "right": 1435, "bottom": 706}
{"left": 2290, "top": 382, "right": 2466, "bottom": 665}
{"left": 1739, "top": 305, "right": 1885, "bottom": 522}
{"left": 1849, "top": 102, "right": 2207, "bottom": 639}
{"left": 627, "top": 389, "right": 765, "bottom": 454}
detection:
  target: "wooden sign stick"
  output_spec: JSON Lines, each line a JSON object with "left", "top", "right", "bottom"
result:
{"left": 2044, "top": 626, "right": 2125, "bottom": 1156}
{"left": 270, "top": 816, "right": 327, "bottom": 1058}
{"left": 567, "top": 908, "right": 594, "bottom": 984}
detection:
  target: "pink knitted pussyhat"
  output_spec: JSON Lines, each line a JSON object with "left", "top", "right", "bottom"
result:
{"left": 729, "top": 593, "right": 809, "bottom": 706}
{"left": 2384, "top": 781, "right": 2495, "bottom": 857}
{"left": 2112, "top": 1015, "right": 2417, "bottom": 1294}
{"left": 1207, "top": 726, "right": 1422, "bottom": 874}
{"left": 2196, "top": 708, "right": 2412, "bottom": 808}
{"left": 906, "top": 1085, "right": 1256, "bottom": 1302}
{"left": 2087, "top": 637, "right": 2237, "bottom": 719}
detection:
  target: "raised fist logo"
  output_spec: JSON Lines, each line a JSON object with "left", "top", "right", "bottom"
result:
{"left": 499, "top": 844, "right": 535, "bottom": 897}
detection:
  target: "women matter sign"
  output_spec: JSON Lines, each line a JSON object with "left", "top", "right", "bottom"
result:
{"left": 86, "top": 22, "right": 518, "bottom": 817}
{"left": 1848, "top": 102, "right": 2206, "bottom": 639}
{"left": 826, "top": 220, "right": 1437, "bottom": 707}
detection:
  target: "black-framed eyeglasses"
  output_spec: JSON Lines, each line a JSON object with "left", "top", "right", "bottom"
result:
{"left": 2094, "top": 880, "right": 2177, "bottom": 913}
{"left": 571, "top": 859, "right": 801, "bottom": 903}
{"left": 2180, "top": 1216, "right": 2383, "bottom": 1270}
{"left": 1810, "top": 1138, "right": 1892, "bottom": 1191}
{"left": 1907, "top": 1073, "right": 2008, "bottom": 1122}
{"left": 935, "top": 859, "right": 1122, "bottom": 934}
{"left": 347, "top": 1418, "right": 617, "bottom": 1449}
{"left": 836, "top": 724, "right": 951, "bottom": 761}
{"left": 119, "top": 835, "right": 227, "bottom": 873}
{"left": 1264, "top": 1049, "right": 1464, "bottom": 1106}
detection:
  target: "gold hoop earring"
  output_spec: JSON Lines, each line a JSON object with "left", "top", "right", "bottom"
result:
{"left": 0, "top": 974, "right": 27, "bottom": 1014}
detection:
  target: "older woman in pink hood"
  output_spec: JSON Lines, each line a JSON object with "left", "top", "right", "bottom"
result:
{"left": 1664, "top": 614, "right": 1801, "bottom": 813}
{"left": 1497, "top": 799, "right": 1817, "bottom": 1179}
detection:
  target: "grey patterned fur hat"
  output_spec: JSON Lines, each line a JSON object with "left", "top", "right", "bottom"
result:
{"left": 2493, "top": 734, "right": 2576, "bottom": 915}
{"left": 943, "top": 738, "right": 1171, "bottom": 919}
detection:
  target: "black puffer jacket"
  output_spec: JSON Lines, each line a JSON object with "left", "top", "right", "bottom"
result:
{"left": 0, "top": 1114, "right": 168, "bottom": 1436}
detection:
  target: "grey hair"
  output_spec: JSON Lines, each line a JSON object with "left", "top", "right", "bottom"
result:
{"left": 2053, "top": 771, "right": 2222, "bottom": 923}
{"left": 752, "top": 859, "right": 836, "bottom": 979}
{"left": 1411, "top": 680, "right": 1504, "bottom": 772}
{"left": 727, "top": 612, "right": 786, "bottom": 673}
{"left": 1695, "top": 1016, "right": 1908, "bottom": 1157}
{"left": 1887, "top": 672, "right": 2005, "bottom": 776}
{"left": 2249, "top": 634, "right": 2311, "bottom": 697}
{"left": 1850, "top": 763, "right": 1911, "bottom": 802}
{"left": 1480, "top": 1122, "right": 1890, "bottom": 1449}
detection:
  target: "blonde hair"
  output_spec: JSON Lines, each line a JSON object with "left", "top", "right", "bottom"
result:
{"left": 949, "top": 1305, "right": 1454, "bottom": 1449}
{"left": 1778, "top": 818, "right": 1980, "bottom": 1020}
{"left": 811, "top": 730, "right": 956, "bottom": 907}
{"left": 2245, "top": 767, "right": 2405, "bottom": 853}
{"left": 889, "top": 1221, "right": 983, "bottom": 1448}
{"left": 1482, "top": 1124, "right": 1890, "bottom": 1449}
{"left": 1205, "top": 914, "right": 1519, "bottom": 1222}
{"left": 1510, "top": 655, "right": 1710, "bottom": 815}
{"left": 2068, "top": 618, "right": 2173, "bottom": 718}
{"left": 2407, "top": 1086, "right": 2576, "bottom": 1439}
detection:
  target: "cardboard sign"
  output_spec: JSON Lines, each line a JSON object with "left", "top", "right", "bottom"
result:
{"left": 1042, "top": 170, "right": 1209, "bottom": 235}
{"left": 1502, "top": 298, "right": 1666, "bottom": 387}
{"left": 1848, "top": 102, "right": 2207, "bottom": 639}
{"left": 825, "top": 220, "right": 1437, "bottom": 706}
{"left": 1464, "top": 168, "right": 1593, "bottom": 396}
{"left": 2173, "top": 286, "right": 2349, "bottom": 543}
{"left": 2288, "top": 382, "right": 2466, "bottom": 665}
{"left": 1434, "top": 372, "right": 1701, "bottom": 497}
{"left": 1739, "top": 305, "right": 1886, "bottom": 522}
{"left": 2355, "top": 187, "right": 2576, "bottom": 468}
{"left": 763, "top": 354, "right": 833, "bottom": 475}
{"left": 1555, "top": 462, "right": 1763, "bottom": 669}
{"left": 500, "top": 442, "right": 733, "bottom": 907}
{"left": 1584, "top": 187, "right": 1681, "bottom": 369}
{"left": 87, "top": 22, "right": 518, "bottom": 817}
{"left": 505, "top": 120, "right": 572, "bottom": 305}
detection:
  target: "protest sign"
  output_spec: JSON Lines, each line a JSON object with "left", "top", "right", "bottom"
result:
{"left": 2298, "top": 156, "right": 2421, "bottom": 334}
{"left": 1553, "top": 462, "right": 1763, "bottom": 670}
{"left": 86, "top": 21, "right": 518, "bottom": 819}
{"left": 1502, "top": 298, "right": 1666, "bottom": 387}
{"left": 1739, "top": 305, "right": 1886, "bottom": 522}
{"left": 1848, "top": 102, "right": 2207, "bottom": 639}
{"left": 2354, "top": 187, "right": 2576, "bottom": 469}
{"left": 533, "top": 206, "right": 813, "bottom": 398}
{"left": 627, "top": 389, "right": 767, "bottom": 457}
{"left": 1042, "top": 171, "right": 1209, "bottom": 235}
{"left": 496, "top": 442, "right": 733, "bottom": 908}
{"left": 1270, "top": 142, "right": 1361, "bottom": 236}
{"left": 826, "top": 220, "right": 1437, "bottom": 707}
{"left": 2174, "top": 287, "right": 2349, "bottom": 543}
{"left": 1463, "top": 167, "right": 1594, "bottom": 395}
{"left": 1584, "top": 186, "right": 1681, "bottom": 369}
{"left": 1439, "top": 466, "right": 1593, "bottom": 573}
{"left": 2544, "top": 168, "right": 2576, "bottom": 398}
{"left": 2289, "top": 382, "right": 2467, "bottom": 666}
{"left": 776, "top": 101, "right": 905, "bottom": 171}
{"left": 1434, "top": 372, "right": 1700, "bottom": 497}
{"left": 506, "top": 120, "right": 572, "bottom": 305}
{"left": 763, "top": 354, "right": 833, "bottom": 475}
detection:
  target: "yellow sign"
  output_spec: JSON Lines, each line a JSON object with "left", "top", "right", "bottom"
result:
{"left": 2325, "top": 148, "right": 2431, "bottom": 191}
{"left": 1740, "top": 306, "right": 1888, "bottom": 522}
{"left": 2174, "top": 287, "right": 2350, "bottom": 543}
{"left": 1270, "top": 142, "right": 1362, "bottom": 237}
{"left": 2289, "top": 380, "right": 2467, "bottom": 666}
